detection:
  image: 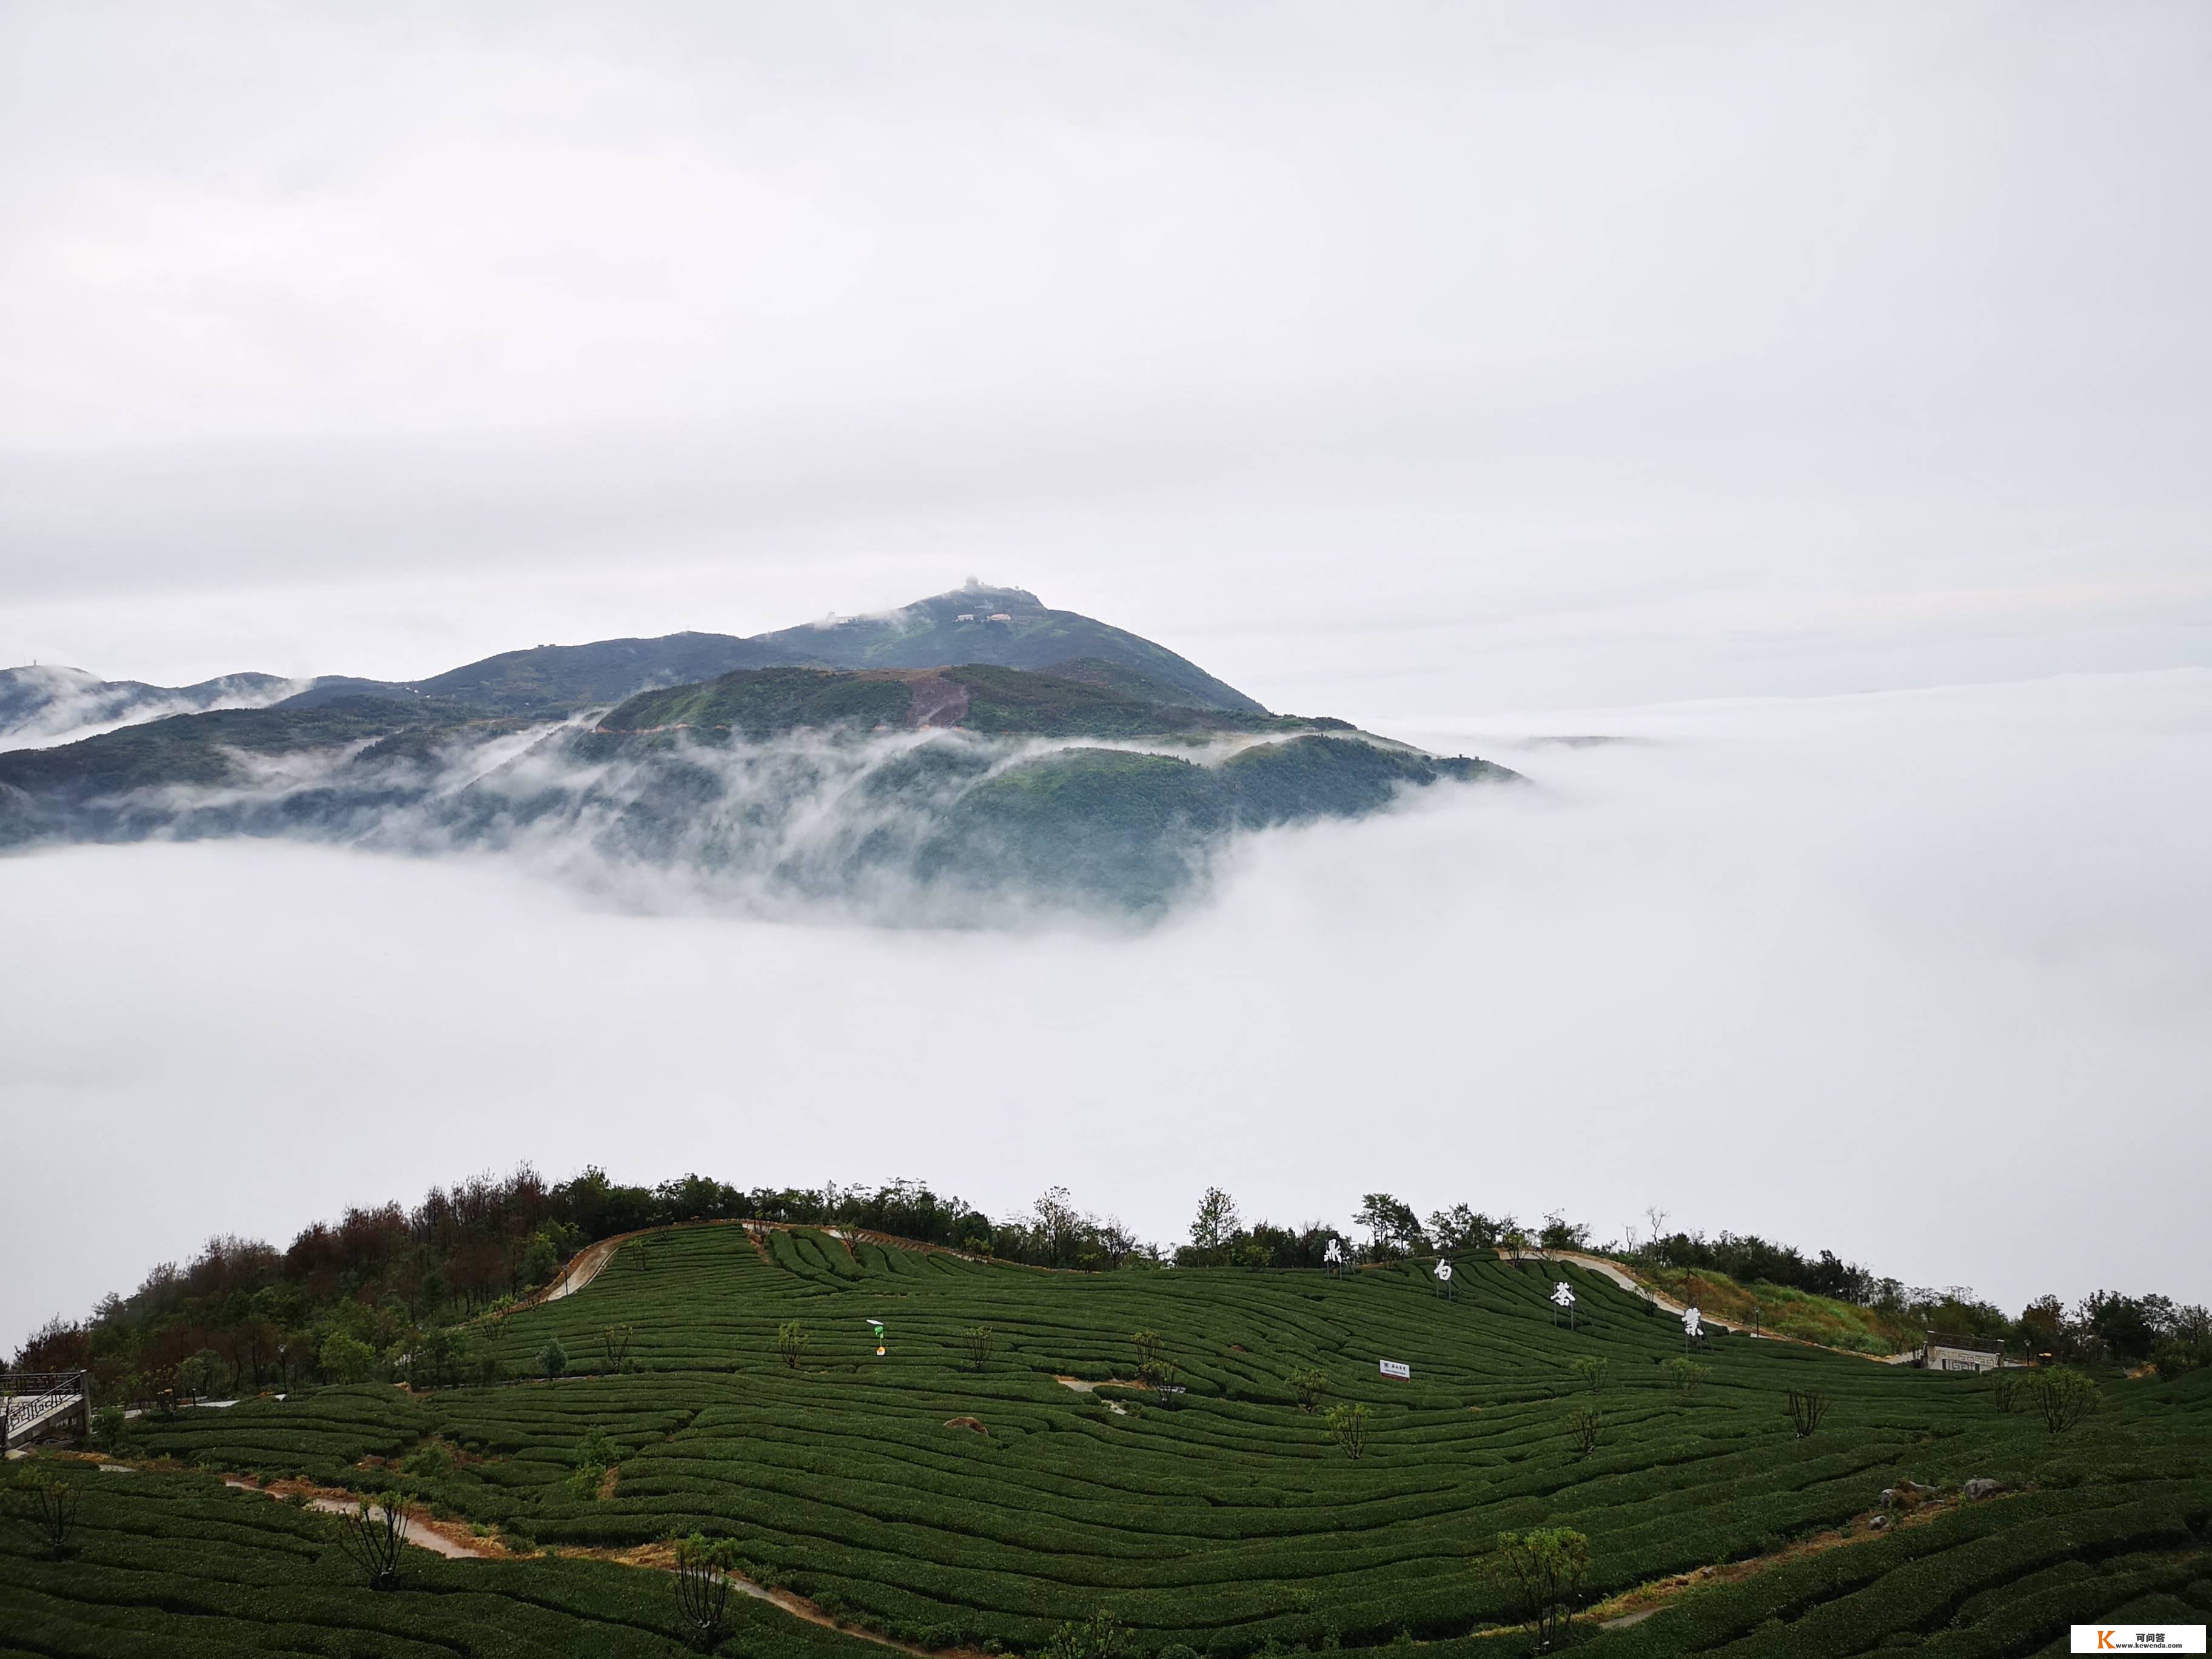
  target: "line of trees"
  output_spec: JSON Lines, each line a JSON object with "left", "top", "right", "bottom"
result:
{"left": 8, "top": 1170, "right": 1154, "bottom": 1402}
{"left": 17, "top": 1171, "right": 2208, "bottom": 1404}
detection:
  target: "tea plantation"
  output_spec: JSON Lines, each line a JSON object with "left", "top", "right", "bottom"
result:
{"left": 12, "top": 1227, "right": 2211, "bottom": 1655}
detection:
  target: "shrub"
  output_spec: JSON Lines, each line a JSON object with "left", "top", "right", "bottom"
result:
{"left": 537, "top": 1339, "right": 568, "bottom": 1379}
{"left": 964, "top": 1326, "right": 996, "bottom": 1371}
{"left": 1041, "top": 1610, "right": 1130, "bottom": 1659}
{"left": 1663, "top": 1358, "right": 1710, "bottom": 1395}
{"left": 1786, "top": 1388, "right": 1829, "bottom": 1438}
{"left": 1325, "top": 1402, "right": 1369, "bottom": 1461}
{"left": 776, "top": 1321, "right": 810, "bottom": 1369}
{"left": 1989, "top": 1368, "right": 2020, "bottom": 1412}
{"left": 1568, "top": 1356, "right": 1609, "bottom": 1395}
{"left": 1488, "top": 1527, "right": 1589, "bottom": 1648}
{"left": 90, "top": 1404, "right": 130, "bottom": 1454}
{"left": 1289, "top": 1367, "right": 1330, "bottom": 1413}
{"left": 674, "top": 1532, "right": 738, "bottom": 1652}
{"left": 2025, "top": 1366, "right": 2098, "bottom": 1434}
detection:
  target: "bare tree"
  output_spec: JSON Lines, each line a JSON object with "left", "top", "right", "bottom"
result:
{"left": 602, "top": 1324, "right": 634, "bottom": 1372}
{"left": 337, "top": 1493, "right": 411, "bottom": 1590}
{"left": 962, "top": 1326, "right": 996, "bottom": 1372}
{"left": 674, "top": 1533, "right": 739, "bottom": 1652}
{"left": 2025, "top": 1367, "right": 2098, "bottom": 1434}
{"left": 10, "top": 1471, "right": 79, "bottom": 1560}
{"left": 1785, "top": 1389, "right": 1830, "bottom": 1438}
{"left": 1570, "top": 1405, "right": 1604, "bottom": 1458}
{"left": 1325, "top": 1401, "right": 1369, "bottom": 1460}
{"left": 1488, "top": 1529, "right": 1590, "bottom": 1649}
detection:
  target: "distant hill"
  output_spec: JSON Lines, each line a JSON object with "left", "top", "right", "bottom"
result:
{"left": 0, "top": 665, "right": 296, "bottom": 749}
{"left": 0, "top": 585, "right": 1267, "bottom": 746}
{"left": 0, "top": 653, "right": 1513, "bottom": 916}
{"left": 744, "top": 585, "right": 1265, "bottom": 714}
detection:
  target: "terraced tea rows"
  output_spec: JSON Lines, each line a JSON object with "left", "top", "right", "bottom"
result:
{"left": 90, "top": 1227, "right": 2212, "bottom": 1654}
{"left": 0, "top": 1463, "right": 886, "bottom": 1659}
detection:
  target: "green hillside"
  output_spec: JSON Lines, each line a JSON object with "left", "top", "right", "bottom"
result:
{"left": 45, "top": 1224, "right": 2209, "bottom": 1658}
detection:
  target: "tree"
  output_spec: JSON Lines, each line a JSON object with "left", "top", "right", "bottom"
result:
{"left": 1570, "top": 1405, "right": 1603, "bottom": 1458}
{"left": 175, "top": 1350, "right": 221, "bottom": 1400}
{"left": 2025, "top": 1366, "right": 2098, "bottom": 1434}
{"left": 1289, "top": 1367, "right": 1330, "bottom": 1413}
{"left": 776, "top": 1321, "right": 810, "bottom": 1370}
{"left": 336, "top": 1493, "right": 411, "bottom": 1590}
{"left": 1355, "top": 1194, "right": 1427, "bottom": 1259}
{"left": 572, "top": 1426, "right": 618, "bottom": 1498}
{"left": 673, "top": 1533, "right": 739, "bottom": 1652}
{"left": 1130, "top": 1330, "right": 1164, "bottom": 1378}
{"left": 1189, "top": 1188, "right": 1242, "bottom": 1267}
{"left": 537, "top": 1338, "right": 568, "bottom": 1379}
{"left": 1989, "top": 1368, "right": 2021, "bottom": 1412}
{"left": 1785, "top": 1388, "right": 1829, "bottom": 1438}
{"left": 602, "top": 1324, "right": 633, "bottom": 1372}
{"left": 518, "top": 1232, "right": 563, "bottom": 1290}
{"left": 1539, "top": 1213, "right": 1592, "bottom": 1251}
{"left": 1428, "top": 1205, "right": 1509, "bottom": 1251}
{"left": 9, "top": 1470, "right": 80, "bottom": 1560}
{"left": 1567, "top": 1356, "right": 1609, "bottom": 1395}
{"left": 90, "top": 1405, "right": 130, "bottom": 1454}
{"left": 1325, "top": 1401, "right": 1369, "bottom": 1460}
{"left": 1489, "top": 1528, "right": 1590, "bottom": 1649}
{"left": 1031, "top": 1187, "right": 1084, "bottom": 1269}
{"left": 320, "top": 1333, "right": 378, "bottom": 1384}
{"left": 962, "top": 1326, "right": 996, "bottom": 1371}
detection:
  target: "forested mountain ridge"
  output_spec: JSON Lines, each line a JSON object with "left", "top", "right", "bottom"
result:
{"left": 0, "top": 585, "right": 1264, "bottom": 741}
{"left": 0, "top": 608, "right": 1512, "bottom": 914}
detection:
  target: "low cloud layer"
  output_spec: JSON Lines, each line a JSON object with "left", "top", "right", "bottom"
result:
{"left": 5, "top": 668, "right": 2205, "bottom": 1351}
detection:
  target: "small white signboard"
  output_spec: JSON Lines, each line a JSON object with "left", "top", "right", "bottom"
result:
{"left": 1379, "top": 1359, "right": 1411, "bottom": 1380}
{"left": 1550, "top": 1281, "right": 1575, "bottom": 1308}
{"left": 1436, "top": 1260, "right": 1453, "bottom": 1282}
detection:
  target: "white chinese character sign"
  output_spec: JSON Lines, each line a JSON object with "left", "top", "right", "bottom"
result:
{"left": 1436, "top": 1258, "right": 1453, "bottom": 1300}
{"left": 1324, "top": 1239, "right": 1344, "bottom": 1279}
{"left": 1681, "top": 1306, "right": 1703, "bottom": 1349}
{"left": 1550, "top": 1280, "right": 1577, "bottom": 1330}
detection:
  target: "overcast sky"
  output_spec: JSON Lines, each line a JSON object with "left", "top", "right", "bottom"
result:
{"left": 4, "top": 1, "right": 2207, "bottom": 717}
{"left": 3, "top": 4, "right": 2210, "bottom": 1344}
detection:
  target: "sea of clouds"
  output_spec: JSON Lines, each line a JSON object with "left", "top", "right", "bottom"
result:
{"left": 4, "top": 666, "right": 2206, "bottom": 1351}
